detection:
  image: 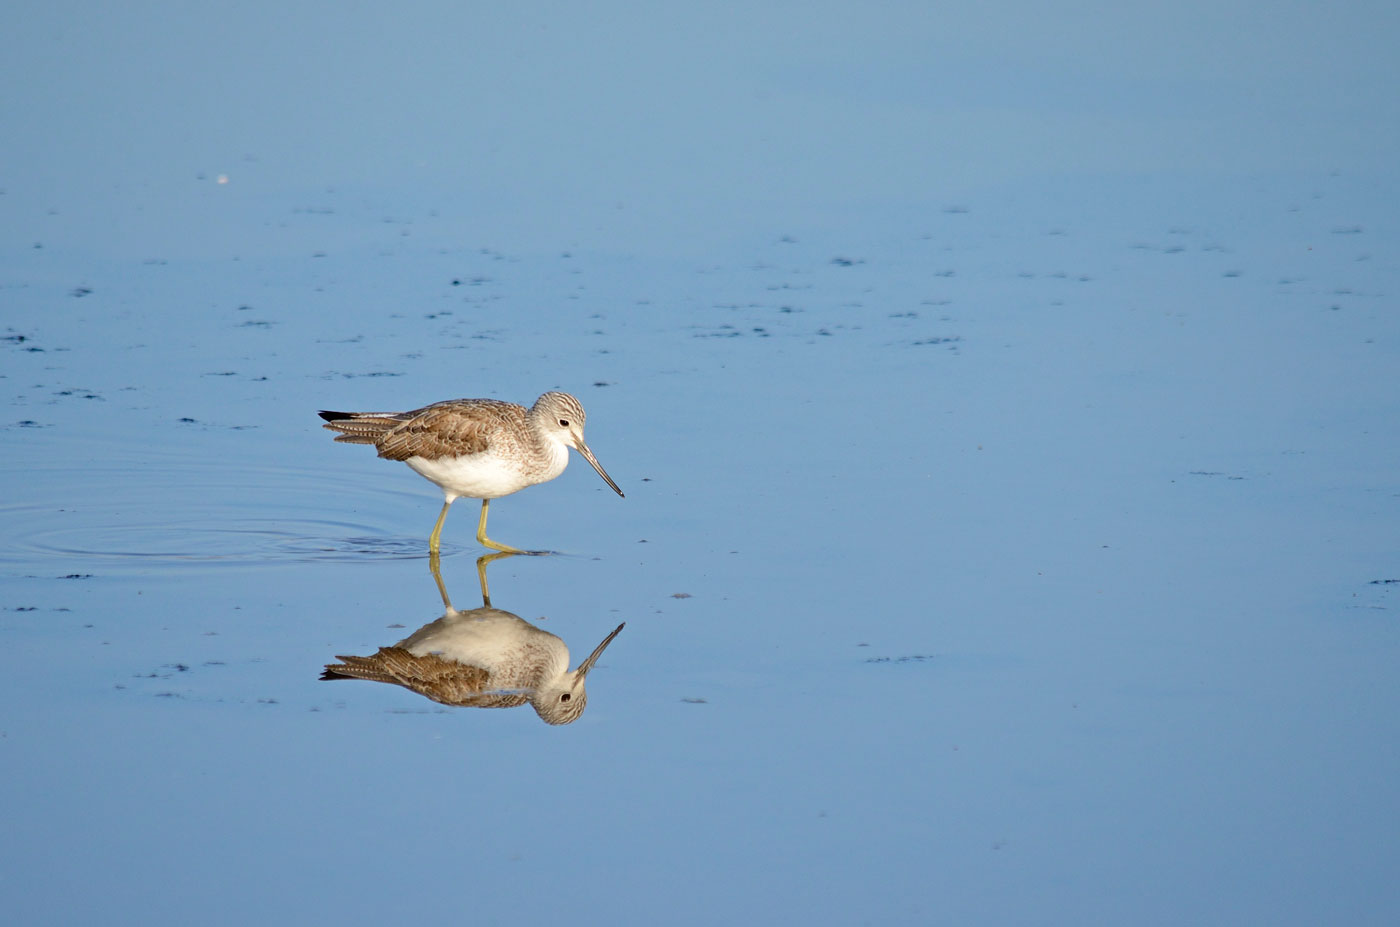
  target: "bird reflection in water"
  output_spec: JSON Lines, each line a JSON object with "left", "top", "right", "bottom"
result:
{"left": 321, "top": 553, "right": 625, "bottom": 725}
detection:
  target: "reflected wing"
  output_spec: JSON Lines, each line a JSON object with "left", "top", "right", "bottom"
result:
{"left": 322, "top": 647, "right": 529, "bottom": 709}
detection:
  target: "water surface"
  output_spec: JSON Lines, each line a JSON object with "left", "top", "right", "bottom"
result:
{"left": 3, "top": 3, "right": 1399, "bottom": 924}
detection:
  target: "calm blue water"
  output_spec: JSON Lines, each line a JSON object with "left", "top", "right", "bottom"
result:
{"left": 3, "top": 3, "right": 1399, "bottom": 924}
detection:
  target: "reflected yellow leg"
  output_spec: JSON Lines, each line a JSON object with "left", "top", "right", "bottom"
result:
{"left": 428, "top": 551, "right": 452, "bottom": 608}
{"left": 475, "top": 550, "right": 518, "bottom": 607}
{"left": 476, "top": 499, "right": 526, "bottom": 554}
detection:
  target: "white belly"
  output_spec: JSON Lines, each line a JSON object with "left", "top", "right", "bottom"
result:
{"left": 404, "top": 445, "right": 568, "bottom": 501}
{"left": 400, "top": 610, "right": 568, "bottom": 673}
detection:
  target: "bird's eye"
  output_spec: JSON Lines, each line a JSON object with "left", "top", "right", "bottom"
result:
{"left": 560, "top": 693, "right": 571, "bottom": 702}
{"left": 558, "top": 419, "right": 570, "bottom": 427}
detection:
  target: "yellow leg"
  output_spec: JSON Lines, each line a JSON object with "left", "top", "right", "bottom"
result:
{"left": 476, "top": 499, "right": 527, "bottom": 554}
{"left": 428, "top": 500, "right": 452, "bottom": 555}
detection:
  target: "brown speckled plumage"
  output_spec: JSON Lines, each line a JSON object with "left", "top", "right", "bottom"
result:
{"left": 319, "top": 398, "right": 530, "bottom": 462}
{"left": 321, "top": 647, "right": 531, "bottom": 709}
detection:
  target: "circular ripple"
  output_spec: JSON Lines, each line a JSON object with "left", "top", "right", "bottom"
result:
{"left": 0, "top": 457, "right": 446, "bottom": 571}
{"left": 14, "top": 517, "right": 433, "bottom": 566}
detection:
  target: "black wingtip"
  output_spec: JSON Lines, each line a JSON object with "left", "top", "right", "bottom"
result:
{"left": 317, "top": 410, "right": 344, "bottom": 423}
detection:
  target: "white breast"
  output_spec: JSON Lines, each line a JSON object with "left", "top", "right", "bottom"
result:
{"left": 404, "top": 441, "right": 569, "bottom": 500}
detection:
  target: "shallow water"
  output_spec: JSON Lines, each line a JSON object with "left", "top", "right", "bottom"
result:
{"left": 4, "top": 3, "right": 1400, "bottom": 925}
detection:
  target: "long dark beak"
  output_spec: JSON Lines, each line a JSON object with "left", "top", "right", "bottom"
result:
{"left": 576, "top": 439, "right": 624, "bottom": 498}
{"left": 576, "top": 623, "right": 626, "bottom": 678}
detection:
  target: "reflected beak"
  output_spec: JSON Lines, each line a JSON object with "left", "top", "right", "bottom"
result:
{"left": 575, "top": 439, "right": 624, "bottom": 498}
{"left": 576, "top": 622, "right": 626, "bottom": 678}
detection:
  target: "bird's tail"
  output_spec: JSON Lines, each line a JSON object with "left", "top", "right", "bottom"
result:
{"left": 317, "top": 410, "right": 408, "bottom": 446}
{"left": 320, "top": 650, "right": 404, "bottom": 683}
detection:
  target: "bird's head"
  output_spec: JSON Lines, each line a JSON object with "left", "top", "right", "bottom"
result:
{"left": 535, "top": 391, "right": 623, "bottom": 498}
{"left": 532, "top": 622, "right": 625, "bottom": 725}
